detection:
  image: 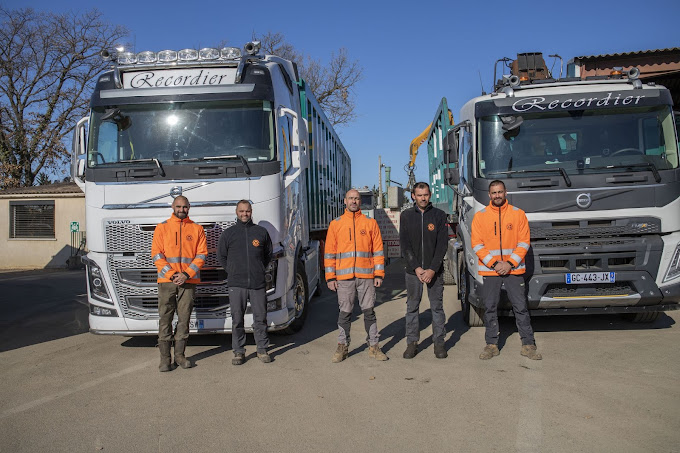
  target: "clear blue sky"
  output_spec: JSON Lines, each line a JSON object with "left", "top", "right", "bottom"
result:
{"left": 6, "top": 0, "right": 680, "bottom": 188}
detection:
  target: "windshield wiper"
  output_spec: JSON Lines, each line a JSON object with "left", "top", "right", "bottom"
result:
{"left": 119, "top": 158, "right": 165, "bottom": 176}
{"left": 586, "top": 162, "right": 661, "bottom": 183}
{"left": 202, "top": 155, "right": 251, "bottom": 175}
{"left": 488, "top": 167, "right": 572, "bottom": 187}
{"left": 171, "top": 157, "right": 200, "bottom": 162}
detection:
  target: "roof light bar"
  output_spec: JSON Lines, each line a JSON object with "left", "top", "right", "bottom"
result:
{"left": 112, "top": 44, "right": 245, "bottom": 65}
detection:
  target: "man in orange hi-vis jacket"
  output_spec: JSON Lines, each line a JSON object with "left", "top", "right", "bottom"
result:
{"left": 325, "top": 189, "right": 388, "bottom": 363}
{"left": 151, "top": 195, "right": 207, "bottom": 372}
{"left": 471, "top": 180, "right": 541, "bottom": 361}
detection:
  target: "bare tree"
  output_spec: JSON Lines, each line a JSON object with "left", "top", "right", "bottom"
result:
{"left": 256, "top": 32, "right": 363, "bottom": 127}
{"left": 0, "top": 7, "right": 127, "bottom": 188}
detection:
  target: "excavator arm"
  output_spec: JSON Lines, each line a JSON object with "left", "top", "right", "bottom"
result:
{"left": 406, "top": 109, "right": 454, "bottom": 192}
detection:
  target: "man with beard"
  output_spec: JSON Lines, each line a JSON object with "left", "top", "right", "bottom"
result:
{"left": 152, "top": 196, "right": 207, "bottom": 372}
{"left": 471, "top": 180, "right": 541, "bottom": 360}
{"left": 400, "top": 182, "right": 449, "bottom": 359}
{"left": 325, "top": 189, "right": 388, "bottom": 363}
{"left": 218, "top": 200, "right": 273, "bottom": 365}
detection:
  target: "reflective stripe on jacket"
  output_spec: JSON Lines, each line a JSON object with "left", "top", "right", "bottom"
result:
{"left": 471, "top": 200, "right": 530, "bottom": 276}
{"left": 151, "top": 214, "right": 208, "bottom": 283}
{"left": 324, "top": 209, "right": 385, "bottom": 281}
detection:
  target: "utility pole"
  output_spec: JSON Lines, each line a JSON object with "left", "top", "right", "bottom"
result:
{"left": 378, "top": 155, "right": 385, "bottom": 209}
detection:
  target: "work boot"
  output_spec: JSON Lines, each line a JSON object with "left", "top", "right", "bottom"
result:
{"left": 403, "top": 342, "right": 418, "bottom": 359}
{"left": 174, "top": 339, "right": 193, "bottom": 369}
{"left": 331, "top": 344, "right": 349, "bottom": 363}
{"left": 257, "top": 351, "right": 272, "bottom": 363}
{"left": 158, "top": 341, "right": 172, "bottom": 372}
{"left": 479, "top": 344, "right": 500, "bottom": 360}
{"left": 232, "top": 352, "right": 245, "bottom": 366}
{"left": 368, "top": 344, "right": 388, "bottom": 361}
{"left": 434, "top": 341, "right": 448, "bottom": 359}
{"left": 521, "top": 344, "right": 543, "bottom": 360}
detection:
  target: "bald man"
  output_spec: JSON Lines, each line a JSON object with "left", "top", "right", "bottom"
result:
{"left": 152, "top": 196, "right": 207, "bottom": 372}
{"left": 324, "top": 189, "right": 388, "bottom": 363}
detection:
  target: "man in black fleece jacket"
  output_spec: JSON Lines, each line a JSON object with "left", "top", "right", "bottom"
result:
{"left": 218, "top": 200, "right": 273, "bottom": 365}
{"left": 400, "top": 182, "right": 449, "bottom": 359}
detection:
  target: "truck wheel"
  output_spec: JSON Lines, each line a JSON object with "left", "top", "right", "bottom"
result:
{"left": 443, "top": 258, "right": 455, "bottom": 285}
{"left": 281, "top": 261, "right": 309, "bottom": 334}
{"left": 622, "top": 312, "right": 659, "bottom": 323}
{"left": 459, "top": 263, "right": 484, "bottom": 327}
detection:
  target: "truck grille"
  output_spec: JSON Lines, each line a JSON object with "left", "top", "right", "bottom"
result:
{"left": 127, "top": 295, "right": 230, "bottom": 313}
{"left": 544, "top": 282, "right": 634, "bottom": 298}
{"left": 105, "top": 221, "right": 234, "bottom": 320}
{"left": 530, "top": 218, "right": 660, "bottom": 240}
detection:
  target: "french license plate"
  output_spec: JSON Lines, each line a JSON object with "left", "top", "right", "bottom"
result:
{"left": 565, "top": 272, "right": 615, "bottom": 284}
{"left": 168, "top": 319, "right": 205, "bottom": 329}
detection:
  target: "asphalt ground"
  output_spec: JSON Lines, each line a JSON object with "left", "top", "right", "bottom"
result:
{"left": 1, "top": 261, "right": 679, "bottom": 452}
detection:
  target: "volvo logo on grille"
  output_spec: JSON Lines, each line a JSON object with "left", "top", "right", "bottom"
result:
{"left": 576, "top": 193, "right": 592, "bottom": 209}
{"left": 170, "top": 186, "right": 182, "bottom": 198}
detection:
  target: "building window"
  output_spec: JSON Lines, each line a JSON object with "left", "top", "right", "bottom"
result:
{"left": 9, "top": 200, "right": 55, "bottom": 239}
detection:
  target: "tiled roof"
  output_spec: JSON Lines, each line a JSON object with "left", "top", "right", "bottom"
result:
{"left": 575, "top": 48, "right": 680, "bottom": 60}
{"left": 0, "top": 182, "right": 83, "bottom": 195}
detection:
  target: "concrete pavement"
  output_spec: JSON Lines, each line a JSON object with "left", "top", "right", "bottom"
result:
{"left": 1, "top": 261, "right": 679, "bottom": 452}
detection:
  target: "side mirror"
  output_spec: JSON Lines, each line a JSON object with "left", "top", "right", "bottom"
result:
{"left": 278, "top": 107, "right": 300, "bottom": 168}
{"left": 444, "top": 167, "right": 459, "bottom": 185}
{"left": 444, "top": 128, "right": 458, "bottom": 165}
{"left": 71, "top": 116, "right": 89, "bottom": 188}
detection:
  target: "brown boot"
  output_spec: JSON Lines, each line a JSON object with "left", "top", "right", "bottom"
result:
{"left": 368, "top": 344, "right": 388, "bottom": 361}
{"left": 521, "top": 344, "right": 542, "bottom": 360}
{"left": 158, "top": 341, "right": 172, "bottom": 372}
{"left": 331, "top": 344, "right": 349, "bottom": 363}
{"left": 479, "top": 344, "right": 500, "bottom": 360}
{"left": 174, "top": 339, "right": 193, "bottom": 369}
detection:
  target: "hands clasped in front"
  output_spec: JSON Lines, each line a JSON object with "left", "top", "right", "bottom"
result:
{"left": 493, "top": 261, "right": 513, "bottom": 276}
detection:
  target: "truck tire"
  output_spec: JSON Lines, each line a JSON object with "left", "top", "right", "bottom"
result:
{"left": 443, "top": 258, "right": 455, "bottom": 285}
{"left": 281, "top": 261, "right": 309, "bottom": 334}
{"left": 459, "top": 263, "right": 484, "bottom": 327}
{"left": 622, "top": 312, "right": 659, "bottom": 323}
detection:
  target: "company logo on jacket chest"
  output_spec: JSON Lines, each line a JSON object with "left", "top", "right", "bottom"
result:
{"left": 252, "top": 239, "right": 260, "bottom": 247}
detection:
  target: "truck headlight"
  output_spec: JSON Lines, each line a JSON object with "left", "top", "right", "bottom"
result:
{"left": 87, "top": 261, "right": 113, "bottom": 304}
{"left": 265, "top": 259, "right": 278, "bottom": 294}
{"left": 663, "top": 244, "right": 680, "bottom": 283}
{"left": 266, "top": 298, "right": 282, "bottom": 312}
{"left": 90, "top": 305, "right": 118, "bottom": 317}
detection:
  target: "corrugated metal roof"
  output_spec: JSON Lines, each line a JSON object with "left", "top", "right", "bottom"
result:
{"left": 575, "top": 48, "right": 680, "bottom": 60}
{"left": 0, "top": 182, "right": 83, "bottom": 195}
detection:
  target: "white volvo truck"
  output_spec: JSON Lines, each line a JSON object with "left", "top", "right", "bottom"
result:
{"left": 425, "top": 53, "right": 680, "bottom": 326}
{"left": 71, "top": 42, "right": 351, "bottom": 335}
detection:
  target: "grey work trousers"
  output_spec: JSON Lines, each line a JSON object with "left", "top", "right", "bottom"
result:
{"left": 481, "top": 275, "right": 536, "bottom": 346}
{"left": 158, "top": 282, "right": 196, "bottom": 342}
{"left": 336, "top": 278, "right": 379, "bottom": 346}
{"left": 405, "top": 272, "right": 446, "bottom": 344}
{"left": 229, "top": 287, "right": 269, "bottom": 354}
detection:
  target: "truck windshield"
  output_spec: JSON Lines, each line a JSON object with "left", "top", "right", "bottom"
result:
{"left": 478, "top": 105, "right": 678, "bottom": 177}
{"left": 87, "top": 100, "right": 274, "bottom": 167}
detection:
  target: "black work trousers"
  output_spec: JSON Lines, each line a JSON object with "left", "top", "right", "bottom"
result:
{"left": 481, "top": 275, "right": 536, "bottom": 346}
{"left": 229, "top": 287, "right": 269, "bottom": 354}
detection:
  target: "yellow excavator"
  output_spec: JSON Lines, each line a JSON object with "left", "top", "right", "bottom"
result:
{"left": 406, "top": 109, "right": 454, "bottom": 192}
